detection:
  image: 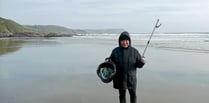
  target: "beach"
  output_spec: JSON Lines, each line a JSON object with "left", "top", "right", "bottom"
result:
{"left": 0, "top": 34, "right": 209, "bottom": 103}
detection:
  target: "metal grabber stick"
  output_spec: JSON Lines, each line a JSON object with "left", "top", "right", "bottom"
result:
{"left": 142, "top": 19, "right": 161, "bottom": 57}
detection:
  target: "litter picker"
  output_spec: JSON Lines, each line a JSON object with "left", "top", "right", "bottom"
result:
{"left": 142, "top": 19, "right": 161, "bottom": 57}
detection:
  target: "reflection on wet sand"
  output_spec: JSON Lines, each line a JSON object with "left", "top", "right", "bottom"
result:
{"left": 0, "top": 38, "right": 60, "bottom": 56}
{"left": 0, "top": 39, "right": 24, "bottom": 56}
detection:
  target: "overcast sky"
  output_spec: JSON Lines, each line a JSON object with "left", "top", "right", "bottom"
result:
{"left": 1, "top": 0, "right": 209, "bottom": 33}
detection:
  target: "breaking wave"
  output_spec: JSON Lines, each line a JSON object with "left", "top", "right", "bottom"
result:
{"left": 76, "top": 33, "right": 209, "bottom": 53}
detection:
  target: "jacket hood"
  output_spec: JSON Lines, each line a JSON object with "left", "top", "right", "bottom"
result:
{"left": 118, "top": 31, "right": 131, "bottom": 47}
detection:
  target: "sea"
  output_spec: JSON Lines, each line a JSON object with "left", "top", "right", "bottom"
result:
{"left": 80, "top": 32, "right": 209, "bottom": 53}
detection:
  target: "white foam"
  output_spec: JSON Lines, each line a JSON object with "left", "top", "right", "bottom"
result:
{"left": 75, "top": 33, "right": 209, "bottom": 53}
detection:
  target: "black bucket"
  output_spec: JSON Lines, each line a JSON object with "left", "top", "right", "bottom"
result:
{"left": 97, "top": 61, "right": 116, "bottom": 83}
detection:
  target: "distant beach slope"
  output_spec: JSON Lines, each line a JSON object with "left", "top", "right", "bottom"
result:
{"left": 0, "top": 17, "right": 125, "bottom": 37}
{"left": 0, "top": 17, "right": 34, "bottom": 37}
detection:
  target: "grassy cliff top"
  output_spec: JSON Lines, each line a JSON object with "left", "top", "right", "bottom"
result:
{"left": 0, "top": 17, "right": 125, "bottom": 37}
{"left": 0, "top": 17, "right": 33, "bottom": 34}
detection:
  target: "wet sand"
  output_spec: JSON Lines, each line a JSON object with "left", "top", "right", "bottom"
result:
{"left": 0, "top": 37, "right": 209, "bottom": 103}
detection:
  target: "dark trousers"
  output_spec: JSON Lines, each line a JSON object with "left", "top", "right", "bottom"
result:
{"left": 119, "top": 89, "right": 137, "bottom": 103}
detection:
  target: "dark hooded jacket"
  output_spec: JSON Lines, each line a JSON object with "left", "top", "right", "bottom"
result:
{"left": 109, "top": 31, "right": 144, "bottom": 89}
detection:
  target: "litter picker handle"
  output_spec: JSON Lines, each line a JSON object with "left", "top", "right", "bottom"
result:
{"left": 142, "top": 19, "right": 161, "bottom": 57}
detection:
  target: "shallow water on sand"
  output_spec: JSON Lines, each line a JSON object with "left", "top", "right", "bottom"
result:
{"left": 0, "top": 37, "right": 209, "bottom": 103}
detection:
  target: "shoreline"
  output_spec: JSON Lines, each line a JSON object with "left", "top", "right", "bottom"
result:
{"left": 156, "top": 46, "right": 209, "bottom": 54}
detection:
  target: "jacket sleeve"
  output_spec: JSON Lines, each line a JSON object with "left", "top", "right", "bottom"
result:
{"left": 135, "top": 50, "right": 145, "bottom": 68}
{"left": 136, "top": 58, "right": 145, "bottom": 68}
{"left": 109, "top": 48, "right": 117, "bottom": 63}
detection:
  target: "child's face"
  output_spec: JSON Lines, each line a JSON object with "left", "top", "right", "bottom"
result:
{"left": 120, "top": 39, "right": 130, "bottom": 48}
